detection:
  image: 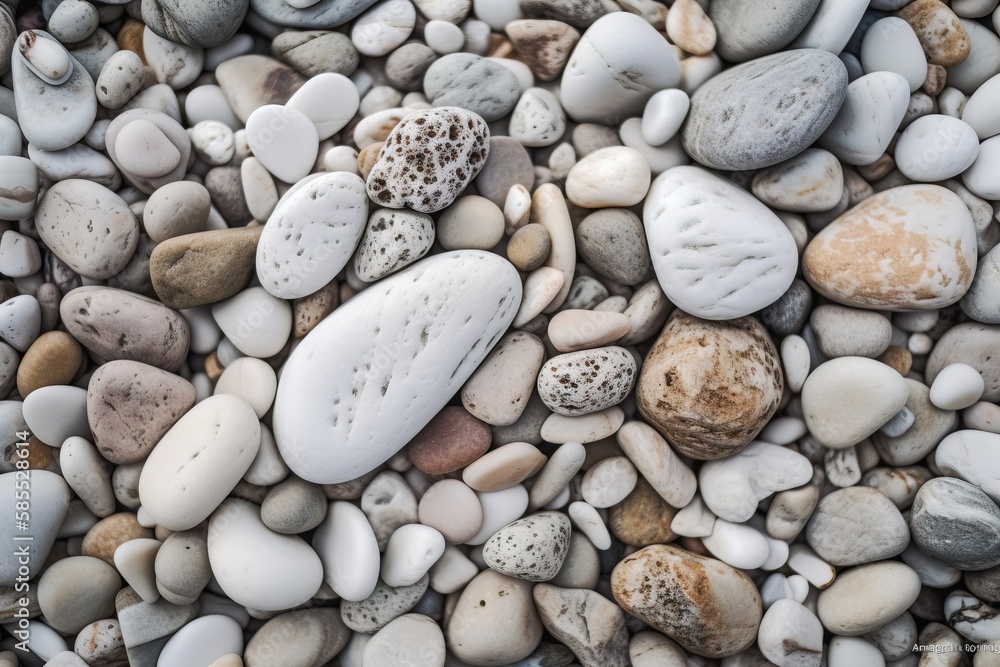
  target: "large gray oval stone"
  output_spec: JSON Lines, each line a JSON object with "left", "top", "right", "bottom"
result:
{"left": 682, "top": 49, "right": 848, "bottom": 171}
{"left": 911, "top": 477, "right": 1000, "bottom": 570}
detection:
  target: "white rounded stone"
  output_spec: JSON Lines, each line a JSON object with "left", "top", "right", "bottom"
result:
{"left": 312, "top": 500, "right": 381, "bottom": 601}
{"left": 214, "top": 357, "right": 278, "bottom": 419}
{"left": 287, "top": 72, "right": 361, "bottom": 140}
{"left": 381, "top": 524, "right": 446, "bottom": 588}
{"left": 565, "top": 146, "right": 650, "bottom": 208}
{"left": 820, "top": 72, "right": 910, "bottom": 165}
{"left": 158, "top": 615, "right": 243, "bottom": 667}
{"left": 929, "top": 363, "right": 986, "bottom": 410}
{"left": 963, "top": 135, "right": 1000, "bottom": 199}
{"left": 860, "top": 18, "right": 927, "bottom": 93}
{"left": 245, "top": 104, "right": 319, "bottom": 184}
{"left": 211, "top": 287, "right": 292, "bottom": 359}
{"left": 352, "top": 0, "right": 416, "bottom": 57}
{"left": 641, "top": 88, "right": 690, "bottom": 147}
{"left": 895, "top": 114, "right": 980, "bottom": 182}
{"left": 643, "top": 165, "right": 798, "bottom": 320}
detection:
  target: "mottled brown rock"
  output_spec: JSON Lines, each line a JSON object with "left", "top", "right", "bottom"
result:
{"left": 506, "top": 20, "right": 580, "bottom": 81}
{"left": 215, "top": 55, "right": 306, "bottom": 123}
{"left": 82, "top": 513, "right": 154, "bottom": 566}
{"left": 293, "top": 281, "right": 339, "bottom": 338}
{"left": 357, "top": 141, "right": 383, "bottom": 181}
{"left": 2, "top": 436, "right": 57, "bottom": 473}
{"left": 407, "top": 406, "right": 491, "bottom": 475}
{"left": 149, "top": 226, "right": 263, "bottom": 309}
{"left": 16, "top": 331, "right": 82, "bottom": 396}
{"left": 87, "top": 360, "right": 196, "bottom": 464}
{"left": 611, "top": 544, "right": 762, "bottom": 658}
{"left": 897, "top": 0, "right": 971, "bottom": 67}
{"left": 879, "top": 345, "right": 913, "bottom": 376}
{"left": 636, "top": 311, "right": 783, "bottom": 460}
{"left": 802, "top": 186, "right": 977, "bottom": 311}
{"left": 608, "top": 477, "right": 678, "bottom": 547}
{"left": 117, "top": 19, "right": 146, "bottom": 64}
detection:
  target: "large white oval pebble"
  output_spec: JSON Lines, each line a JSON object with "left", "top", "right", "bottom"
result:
{"left": 273, "top": 251, "right": 521, "bottom": 484}
{"left": 157, "top": 615, "right": 243, "bottom": 667}
{"left": 286, "top": 72, "right": 361, "bottom": 140}
{"left": 643, "top": 165, "right": 798, "bottom": 320}
{"left": 256, "top": 172, "right": 368, "bottom": 299}
{"left": 208, "top": 498, "right": 323, "bottom": 611}
{"left": 245, "top": 105, "right": 319, "bottom": 184}
{"left": 895, "top": 115, "right": 980, "bottom": 182}
{"left": 138, "top": 394, "right": 261, "bottom": 531}
{"left": 312, "top": 501, "right": 381, "bottom": 602}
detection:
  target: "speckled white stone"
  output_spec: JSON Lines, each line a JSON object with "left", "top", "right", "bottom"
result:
{"left": 644, "top": 165, "right": 798, "bottom": 320}
{"left": 273, "top": 251, "right": 521, "bottom": 484}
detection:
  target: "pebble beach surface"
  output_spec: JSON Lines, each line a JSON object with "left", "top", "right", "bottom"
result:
{"left": 3, "top": 0, "right": 1000, "bottom": 666}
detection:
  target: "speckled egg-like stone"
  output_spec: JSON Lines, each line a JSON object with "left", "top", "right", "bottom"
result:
{"left": 803, "top": 185, "right": 977, "bottom": 311}
{"left": 636, "top": 311, "right": 783, "bottom": 460}
{"left": 482, "top": 511, "right": 571, "bottom": 582}
{"left": 366, "top": 107, "right": 489, "bottom": 213}
{"left": 536, "top": 346, "right": 636, "bottom": 417}
{"left": 353, "top": 209, "right": 434, "bottom": 282}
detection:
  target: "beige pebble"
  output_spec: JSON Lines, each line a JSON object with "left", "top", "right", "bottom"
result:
{"left": 462, "top": 441, "right": 547, "bottom": 492}
{"left": 507, "top": 223, "right": 550, "bottom": 271}
{"left": 666, "top": 0, "right": 718, "bottom": 55}
{"left": 418, "top": 479, "right": 484, "bottom": 544}
{"left": 547, "top": 309, "right": 631, "bottom": 353}
{"left": 437, "top": 195, "right": 505, "bottom": 250}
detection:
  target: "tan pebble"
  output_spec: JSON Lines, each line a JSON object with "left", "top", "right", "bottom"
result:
{"left": 117, "top": 19, "right": 146, "bottom": 64}
{"left": 666, "top": 0, "right": 717, "bottom": 56}
{"left": 857, "top": 154, "right": 895, "bottom": 181}
{"left": 507, "top": 223, "right": 550, "bottom": 272}
{"left": 357, "top": 141, "right": 383, "bottom": 180}
{"left": 611, "top": 544, "right": 762, "bottom": 658}
{"left": 897, "top": 0, "right": 971, "bottom": 67}
{"left": 923, "top": 63, "right": 947, "bottom": 95}
{"left": 82, "top": 512, "right": 154, "bottom": 566}
{"left": 437, "top": 195, "right": 505, "bottom": 251}
{"left": 547, "top": 309, "right": 631, "bottom": 353}
{"left": 407, "top": 406, "right": 492, "bottom": 475}
{"left": 418, "top": 479, "right": 483, "bottom": 543}
{"left": 802, "top": 185, "right": 977, "bottom": 311}
{"left": 636, "top": 311, "right": 783, "bottom": 460}
{"left": 506, "top": 20, "right": 581, "bottom": 82}
{"left": 487, "top": 34, "right": 514, "bottom": 58}
{"left": 17, "top": 331, "right": 83, "bottom": 396}
{"left": 462, "top": 442, "right": 547, "bottom": 492}
{"left": 293, "top": 281, "right": 339, "bottom": 338}
{"left": 2, "top": 436, "right": 57, "bottom": 472}
{"left": 204, "top": 351, "right": 223, "bottom": 382}
{"left": 879, "top": 345, "right": 913, "bottom": 376}
{"left": 208, "top": 655, "right": 243, "bottom": 667}
{"left": 608, "top": 477, "right": 678, "bottom": 547}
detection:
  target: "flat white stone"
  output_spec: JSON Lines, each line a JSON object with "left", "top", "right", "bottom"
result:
{"left": 214, "top": 357, "right": 278, "bottom": 418}
{"left": 827, "top": 636, "right": 885, "bottom": 667}
{"left": 702, "top": 519, "right": 770, "bottom": 570}
{"left": 567, "top": 501, "right": 611, "bottom": 550}
{"left": 757, "top": 599, "right": 824, "bottom": 667}
{"left": 962, "top": 72, "right": 1000, "bottom": 139}
{"left": 245, "top": 104, "right": 319, "bottom": 184}
{"left": 617, "top": 420, "right": 697, "bottom": 508}
{"left": 513, "top": 267, "right": 563, "bottom": 328}
{"left": 580, "top": 456, "right": 637, "bottom": 508}
{"left": 466, "top": 484, "right": 529, "bottom": 545}
{"left": 287, "top": 72, "right": 361, "bottom": 140}
{"left": 23, "top": 384, "right": 88, "bottom": 445}
{"left": 699, "top": 441, "right": 814, "bottom": 523}
{"left": 963, "top": 135, "right": 1000, "bottom": 199}
{"left": 143, "top": 26, "right": 204, "bottom": 89}
{"left": 751, "top": 148, "right": 845, "bottom": 213}
{"left": 60, "top": 436, "right": 114, "bottom": 517}
{"left": 312, "top": 501, "right": 381, "bottom": 601}
{"left": 113, "top": 538, "right": 161, "bottom": 603}
{"left": 208, "top": 498, "right": 323, "bottom": 611}
{"left": 256, "top": 172, "right": 368, "bottom": 299}
{"left": 540, "top": 407, "right": 625, "bottom": 445}
{"left": 352, "top": 0, "right": 416, "bottom": 57}
{"left": 820, "top": 72, "right": 910, "bottom": 165}
{"left": 895, "top": 115, "right": 980, "bottom": 182}
{"left": 790, "top": 0, "right": 869, "bottom": 53}
{"left": 273, "top": 251, "right": 521, "bottom": 484}
{"left": 138, "top": 394, "right": 261, "bottom": 531}
{"left": 566, "top": 146, "right": 650, "bottom": 208}
{"left": 644, "top": 165, "right": 798, "bottom": 320}
{"left": 509, "top": 87, "right": 566, "bottom": 148}
{"left": 671, "top": 495, "right": 716, "bottom": 538}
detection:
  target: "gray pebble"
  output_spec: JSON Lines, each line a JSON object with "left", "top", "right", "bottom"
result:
{"left": 683, "top": 49, "right": 848, "bottom": 171}
{"left": 340, "top": 575, "right": 429, "bottom": 633}
{"left": 204, "top": 166, "right": 252, "bottom": 226}
{"left": 385, "top": 42, "right": 438, "bottom": 92}
{"left": 272, "top": 30, "right": 360, "bottom": 78}
{"left": 758, "top": 278, "right": 813, "bottom": 338}
{"left": 911, "top": 477, "right": 1000, "bottom": 570}
{"left": 521, "top": 0, "right": 606, "bottom": 29}
{"left": 873, "top": 379, "right": 958, "bottom": 466}
{"left": 710, "top": 0, "right": 822, "bottom": 62}
{"left": 106, "top": 234, "right": 157, "bottom": 299}
{"left": 483, "top": 512, "right": 572, "bottom": 581}
{"left": 260, "top": 476, "right": 328, "bottom": 534}
{"left": 141, "top": 0, "right": 248, "bottom": 48}
{"left": 361, "top": 471, "right": 418, "bottom": 550}
{"left": 576, "top": 208, "right": 650, "bottom": 286}
{"left": 571, "top": 123, "right": 622, "bottom": 157}
{"left": 423, "top": 53, "right": 521, "bottom": 122}
{"left": 249, "top": 0, "right": 379, "bottom": 30}
{"left": 806, "top": 486, "right": 910, "bottom": 566}
{"left": 810, "top": 305, "right": 892, "bottom": 358}
{"left": 562, "top": 275, "right": 609, "bottom": 310}
{"left": 474, "top": 136, "right": 535, "bottom": 209}
{"left": 491, "top": 391, "right": 551, "bottom": 446}
{"left": 961, "top": 243, "right": 1000, "bottom": 324}
{"left": 154, "top": 529, "right": 211, "bottom": 605}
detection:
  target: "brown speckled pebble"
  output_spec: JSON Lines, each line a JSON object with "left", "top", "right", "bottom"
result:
{"left": 407, "top": 406, "right": 491, "bottom": 475}
{"left": 366, "top": 107, "right": 490, "bottom": 213}
{"left": 536, "top": 346, "right": 637, "bottom": 417}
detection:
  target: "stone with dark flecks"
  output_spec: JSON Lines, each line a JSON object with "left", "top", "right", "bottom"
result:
{"left": 340, "top": 575, "right": 428, "bottom": 634}
{"left": 482, "top": 512, "right": 571, "bottom": 582}
{"left": 683, "top": 49, "right": 848, "bottom": 171}
{"left": 353, "top": 208, "right": 434, "bottom": 282}
{"left": 758, "top": 279, "right": 813, "bottom": 338}
{"left": 536, "top": 346, "right": 636, "bottom": 417}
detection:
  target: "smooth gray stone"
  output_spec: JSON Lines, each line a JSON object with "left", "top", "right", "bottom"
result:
{"left": 491, "top": 391, "right": 550, "bottom": 446}
{"left": 683, "top": 49, "right": 848, "bottom": 171}
{"left": 249, "top": 0, "right": 378, "bottom": 29}
{"left": 142, "top": 0, "right": 248, "bottom": 48}
{"left": 961, "top": 243, "right": 1000, "bottom": 324}
{"left": 879, "top": 407, "right": 915, "bottom": 437}
{"left": 911, "top": 477, "right": 1000, "bottom": 570}
{"left": 576, "top": 209, "right": 650, "bottom": 286}
{"left": 340, "top": 576, "right": 428, "bottom": 634}
{"left": 806, "top": 486, "right": 910, "bottom": 566}
{"left": 474, "top": 136, "right": 535, "bottom": 209}
{"left": 0, "top": 470, "right": 70, "bottom": 586}
{"left": 758, "top": 278, "right": 812, "bottom": 338}
{"left": 710, "top": 0, "right": 821, "bottom": 62}
{"left": 424, "top": 53, "right": 521, "bottom": 122}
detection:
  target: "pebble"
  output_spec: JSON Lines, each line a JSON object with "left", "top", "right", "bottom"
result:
{"left": 0, "top": 471, "right": 69, "bottom": 585}
{"left": 790, "top": 0, "right": 868, "bottom": 52}
{"left": 353, "top": 208, "right": 434, "bottom": 282}
{"left": 208, "top": 498, "right": 323, "bottom": 611}
{"left": 365, "top": 613, "right": 445, "bottom": 667}
{"left": 366, "top": 107, "right": 489, "bottom": 213}
{"left": 506, "top": 19, "right": 579, "bottom": 82}
{"left": 559, "top": 13, "right": 680, "bottom": 124}
{"left": 898, "top": 0, "right": 972, "bottom": 66}
{"left": 244, "top": 608, "right": 351, "bottom": 667}
{"left": 809, "top": 305, "right": 892, "bottom": 358}
{"left": 644, "top": 166, "right": 798, "bottom": 320}
{"left": 683, "top": 49, "right": 847, "bottom": 171}
{"left": 609, "top": 477, "right": 679, "bottom": 548}
{"left": 566, "top": 146, "right": 649, "bottom": 208}
{"left": 751, "top": 148, "right": 844, "bottom": 213}
{"left": 463, "top": 441, "right": 547, "bottom": 492}
{"left": 929, "top": 363, "right": 986, "bottom": 410}
{"left": 139, "top": 394, "right": 260, "bottom": 530}
{"left": 106, "top": 109, "right": 191, "bottom": 193}
{"left": 341, "top": 575, "right": 428, "bottom": 633}
{"left": 816, "top": 561, "right": 921, "bottom": 635}
{"left": 536, "top": 346, "right": 636, "bottom": 417}
{"left": 636, "top": 311, "right": 784, "bottom": 460}
{"left": 313, "top": 500, "right": 380, "bottom": 602}
{"left": 820, "top": 72, "right": 911, "bottom": 165}
{"left": 508, "top": 87, "right": 565, "bottom": 148}
{"left": 445, "top": 569, "right": 542, "bottom": 665}
{"left": 424, "top": 53, "right": 520, "bottom": 121}
{"left": 617, "top": 420, "right": 697, "bottom": 509}
{"left": 437, "top": 195, "right": 505, "bottom": 250}
{"left": 873, "top": 378, "right": 959, "bottom": 466}
{"left": 419, "top": 479, "right": 483, "bottom": 543}
{"left": 861, "top": 17, "right": 928, "bottom": 93}
{"left": 534, "top": 584, "right": 630, "bottom": 666}
{"left": 641, "top": 89, "right": 689, "bottom": 147}
{"left": 274, "top": 251, "right": 518, "bottom": 483}
{"left": 351, "top": 0, "right": 415, "bottom": 57}
{"left": 910, "top": 476, "right": 1000, "bottom": 570}
{"left": 211, "top": 286, "right": 292, "bottom": 358}
{"left": 483, "top": 511, "right": 571, "bottom": 581}
{"left": 406, "top": 406, "right": 491, "bottom": 475}
{"left": 710, "top": 0, "right": 822, "bottom": 62}
{"left": 575, "top": 209, "right": 650, "bottom": 286}
{"left": 37, "top": 555, "right": 120, "bottom": 634}
{"left": 926, "top": 322, "right": 1000, "bottom": 401}
{"left": 154, "top": 530, "right": 211, "bottom": 605}
{"left": 260, "top": 475, "right": 327, "bottom": 534}
{"left": 157, "top": 615, "right": 243, "bottom": 667}
{"left": 803, "top": 185, "right": 977, "bottom": 311}
{"left": 17, "top": 330, "right": 81, "bottom": 397}
{"left": 757, "top": 599, "right": 824, "bottom": 667}
{"left": 805, "top": 486, "right": 910, "bottom": 566}
{"left": 143, "top": 181, "right": 211, "bottom": 242}
{"left": 381, "top": 524, "right": 445, "bottom": 587}
{"left": 245, "top": 104, "right": 318, "bottom": 184}
{"left": 611, "top": 545, "right": 762, "bottom": 658}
